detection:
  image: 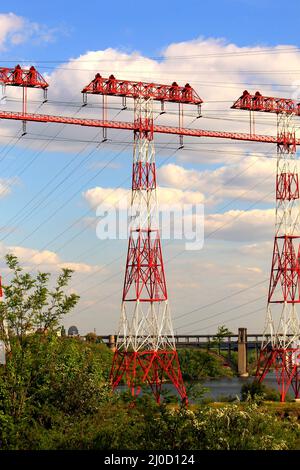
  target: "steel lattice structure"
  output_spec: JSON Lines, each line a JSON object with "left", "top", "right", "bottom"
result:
{"left": 2, "top": 66, "right": 300, "bottom": 402}
{"left": 110, "top": 96, "right": 187, "bottom": 403}
{"left": 0, "top": 64, "right": 48, "bottom": 132}
{"left": 233, "top": 91, "right": 300, "bottom": 401}
{"left": 82, "top": 75, "right": 201, "bottom": 404}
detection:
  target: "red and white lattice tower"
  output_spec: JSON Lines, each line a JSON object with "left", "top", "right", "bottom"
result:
{"left": 233, "top": 91, "right": 300, "bottom": 401}
{"left": 81, "top": 74, "right": 202, "bottom": 403}
{"left": 111, "top": 95, "right": 186, "bottom": 403}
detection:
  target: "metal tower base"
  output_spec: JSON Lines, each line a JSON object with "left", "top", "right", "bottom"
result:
{"left": 110, "top": 349, "right": 188, "bottom": 404}
{"left": 256, "top": 348, "right": 300, "bottom": 401}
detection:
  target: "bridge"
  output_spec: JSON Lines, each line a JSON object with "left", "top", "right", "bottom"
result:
{"left": 96, "top": 328, "right": 278, "bottom": 377}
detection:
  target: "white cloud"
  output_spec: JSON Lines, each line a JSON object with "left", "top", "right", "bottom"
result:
{"left": 0, "top": 13, "right": 23, "bottom": 49}
{"left": 83, "top": 185, "right": 204, "bottom": 210}
{"left": 158, "top": 156, "right": 275, "bottom": 205}
{"left": 205, "top": 208, "right": 274, "bottom": 241}
{"left": 238, "top": 241, "right": 273, "bottom": 256}
{"left": 0, "top": 244, "right": 99, "bottom": 274}
{"left": 0, "top": 12, "right": 61, "bottom": 50}
{"left": 0, "top": 177, "right": 16, "bottom": 199}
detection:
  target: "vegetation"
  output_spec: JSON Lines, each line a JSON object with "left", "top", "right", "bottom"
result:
{"left": 178, "top": 349, "right": 233, "bottom": 380}
{"left": 1, "top": 255, "right": 300, "bottom": 450}
{"left": 0, "top": 255, "right": 113, "bottom": 449}
{"left": 1, "top": 390, "right": 300, "bottom": 450}
{"left": 240, "top": 380, "right": 288, "bottom": 402}
{"left": 212, "top": 325, "right": 233, "bottom": 354}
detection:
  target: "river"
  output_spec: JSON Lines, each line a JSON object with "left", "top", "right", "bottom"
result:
{"left": 117, "top": 373, "right": 280, "bottom": 402}
{"left": 195, "top": 374, "right": 278, "bottom": 401}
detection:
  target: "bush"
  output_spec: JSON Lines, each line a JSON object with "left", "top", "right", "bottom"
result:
{"left": 241, "top": 380, "right": 281, "bottom": 402}
{"left": 60, "top": 400, "right": 300, "bottom": 450}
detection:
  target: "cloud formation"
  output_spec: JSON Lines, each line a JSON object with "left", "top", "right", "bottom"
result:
{"left": 0, "top": 12, "right": 60, "bottom": 50}
{"left": 83, "top": 185, "right": 204, "bottom": 210}
{"left": 205, "top": 207, "right": 274, "bottom": 242}
{"left": 158, "top": 157, "right": 275, "bottom": 206}
{"left": 0, "top": 243, "right": 99, "bottom": 274}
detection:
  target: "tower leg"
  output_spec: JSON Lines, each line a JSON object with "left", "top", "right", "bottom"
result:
{"left": 111, "top": 350, "right": 188, "bottom": 404}
{"left": 256, "top": 348, "right": 300, "bottom": 401}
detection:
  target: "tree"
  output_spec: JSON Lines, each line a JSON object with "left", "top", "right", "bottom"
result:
{"left": 213, "top": 325, "right": 233, "bottom": 355}
{"left": 0, "top": 254, "right": 80, "bottom": 421}
{"left": 0, "top": 255, "right": 118, "bottom": 450}
{"left": 0, "top": 254, "right": 79, "bottom": 346}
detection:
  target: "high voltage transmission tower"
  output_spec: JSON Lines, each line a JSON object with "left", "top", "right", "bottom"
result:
{"left": 232, "top": 91, "right": 300, "bottom": 401}
{"left": 82, "top": 74, "right": 202, "bottom": 403}
{"left": 1, "top": 65, "right": 300, "bottom": 402}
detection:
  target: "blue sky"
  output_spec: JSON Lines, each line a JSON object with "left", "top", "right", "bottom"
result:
{"left": 0, "top": 2, "right": 299, "bottom": 336}
{"left": 2, "top": 0, "right": 300, "bottom": 61}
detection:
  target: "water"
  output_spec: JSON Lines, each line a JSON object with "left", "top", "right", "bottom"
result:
{"left": 118, "top": 374, "right": 280, "bottom": 402}
{"left": 195, "top": 375, "right": 279, "bottom": 401}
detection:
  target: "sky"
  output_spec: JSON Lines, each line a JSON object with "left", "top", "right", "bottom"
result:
{"left": 0, "top": 1, "right": 299, "bottom": 336}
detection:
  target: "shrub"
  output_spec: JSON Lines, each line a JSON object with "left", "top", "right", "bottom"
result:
{"left": 241, "top": 380, "right": 281, "bottom": 402}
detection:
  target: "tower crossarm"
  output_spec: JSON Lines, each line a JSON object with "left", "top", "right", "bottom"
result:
{"left": 232, "top": 90, "right": 300, "bottom": 115}
{"left": 82, "top": 74, "right": 203, "bottom": 105}
{"left": 0, "top": 65, "right": 48, "bottom": 89}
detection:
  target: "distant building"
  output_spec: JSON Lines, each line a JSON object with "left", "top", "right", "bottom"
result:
{"left": 68, "top": 325, "right": 79, "bottom": 337}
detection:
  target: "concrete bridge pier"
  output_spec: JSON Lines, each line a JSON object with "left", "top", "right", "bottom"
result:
{"left": 238, "top": 327, "right": 249, "bottom": 377}
{"left": 108, "top": 335, "right": 116, "bottom": 352}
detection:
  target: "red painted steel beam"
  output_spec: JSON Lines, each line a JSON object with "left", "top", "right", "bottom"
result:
{"left": 232, "top": 90, "right": 300, "bottom": 115}
{"left": 0, "top": 111, "right": 134, "bottom": 130}
{"left": 82, "top": 73, "right": 202, "bottom": 105}
{"left": 0, "top": 110, "right": 299, "bottom": 145}
{"left": 0, "top": 65, "right": 48, "bottom": 89}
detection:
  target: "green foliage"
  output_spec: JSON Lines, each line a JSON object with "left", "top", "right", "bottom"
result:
{"left": 25, "top": 399, "right": 299, "bottom": 451}
{"left": 178, "top": 349, "right": 233, "bottom": 380}
{"left": 0, "top": 255, "right": 300, "bottom": 451}
{"left": 211, "top": 325, "right": 233, "bottom": 353}
{"left": 0, "top": 336, "right": 114, "bottom": 449}
{"left": 0, "top": 255, "right": 113, "bottom": 449}
{"left": 0, "top": 254, "right": 79, "bottom": 341}
{"left": 213, "top": 325, "right": 233, "bottom": 341}
{"left": 241, "top": 380, "right": 281, "bottom": 402}
{"left": 186, "top": 403, "right": 298, "bottom": 450}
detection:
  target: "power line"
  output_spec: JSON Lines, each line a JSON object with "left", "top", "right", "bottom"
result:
{"left": 183, "top": 307, "right": 265, "bottom": 335}
{"left": 0, "top": 107, "right": 128, "bottom": 243}
{"left": 172, "top": 279, "right": 267, "bottom": 323}
{"left": 2, "top": 47, "right": 300, "bottom": 64}
{"left": 175, "top": 294, "right": 265, "bottom": 330}
{"left": 18, "top": 112, "right": 188, "bottom": 272}
{"left": 0, "top": 104, "right": 88, "bottom": 238}
{"left": 71, "top": 158, "right": 272, "bottom": 316}
{"left": 0, "top": 89, "right": 276, "bottom": 334}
